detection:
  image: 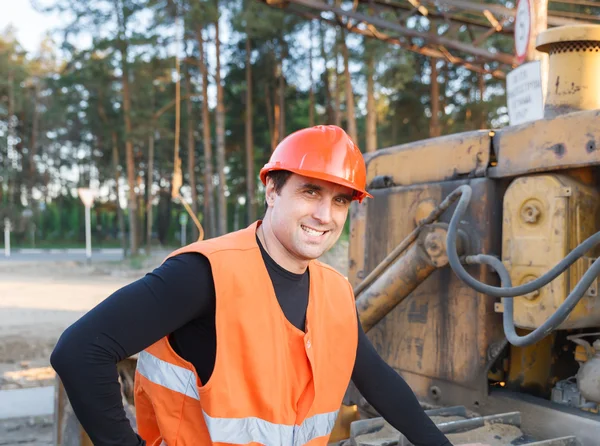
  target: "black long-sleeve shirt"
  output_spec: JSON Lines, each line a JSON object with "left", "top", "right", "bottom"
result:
{"left": 51, "top": 237, "right": 451, "bottom": 446}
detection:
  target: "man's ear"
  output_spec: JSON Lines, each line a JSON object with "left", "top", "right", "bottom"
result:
{"left": 264, "top": 177, "right": 276, "bottom": 208}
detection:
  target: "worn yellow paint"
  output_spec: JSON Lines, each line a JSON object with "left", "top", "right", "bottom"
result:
{"left": 328, "top": 405, "right": 359, "bottom": 443}
{"left": 575, "top": 344, "right": 595, "bottom": 364}
{"left": 358, "top": 179, "right": 503, "bottom": 398}
{"left": 502, "top": 173, "right": 600, "bottom": 330}
{"left": 356, "top": 234, "right": 438, "bottom": 333}
{"left": 537, "top": 25, "right": 600, "bottom": 117}
{"left": 364, "top": 130, "right": 491, "bottom": 186}
{"left": 507, "top": 327, "right": 557, "bottom": 396}
{"left": 348, "top": 199, "right": 369, "bottom": 288}
{"left": 490, "top": 109, "right": 600, "bottom": 178}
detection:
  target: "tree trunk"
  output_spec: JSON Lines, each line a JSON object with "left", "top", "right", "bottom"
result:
{"left": 340, "top": 30, "right": 357, "bottom": 142}
{"left": 196, "top": 26, "right": 216, "bottom": 239}
{"left": 112, "top": 132, "right": 127, "bottom": 254}
{"left": 137, "top": 169, "right": 145, "bottom": 250}
{"left": 245, "top": 37, "right": 256, "bottom": 224}
{"left": 478, "top": 73, "right": 486, "bottom": 129}
{"left": 319, "top": 22, "right": 334, "bottom": 124}
{"left": 29, "top": 81, "right": 40, "bottom": 200}
{"left": 265, "top": 85, "right": 276, "bottom": 152}
{"left": 429, "top": 60, "right": 441, "bottom": 138}
{"left": 441, "top": 61, "right": 448, "bottom": 113}
{"left": 278, "top": 61, "right": 285, "bottom": 139}
{"left": 96, "top": 87, "right": 127, "bottom": 253}
{"left": 308, "top": 20, "right": 315, "bottom": 127}
{"left": 366, "top": 52, "right": 377, "bottom": 153}
{"left": 115, "top": 2, "right": 138, "bottom": 255}
{"left": 333, "top": 37, "right": 342, "bottom": 127}
{"left": 185, "top": 69, "right": 198, "bottom": 240}
{"left": 273, "top": 58, "right": 281, "bottom": 146}
{"left": 215, "top": 16, "right": 228, "bottom": 236}
{"left": 6, "top": 68, "right": 15, "bottom": 205}
{"left": 146, "top": 132, "right": 155, "bottom": 253}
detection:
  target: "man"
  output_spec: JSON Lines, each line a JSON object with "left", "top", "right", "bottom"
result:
{"left": 51, "top": 125, "right": 480, "bottom": 445}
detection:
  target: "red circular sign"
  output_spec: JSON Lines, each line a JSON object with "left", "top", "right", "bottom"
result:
{"left": 514, "top": 0, "right": 531, "bottom": 64}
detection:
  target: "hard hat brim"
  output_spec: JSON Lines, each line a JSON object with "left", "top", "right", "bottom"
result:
{"left": 260, "top": 165, "right": 373, "bottom": 203}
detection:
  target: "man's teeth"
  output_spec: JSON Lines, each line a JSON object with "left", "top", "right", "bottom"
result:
{"left": 302, "top": 225, "right": 325, "bottom": 236}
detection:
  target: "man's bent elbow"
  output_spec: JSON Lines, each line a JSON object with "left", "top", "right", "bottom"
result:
{"left": 50, "top": 326, "right": 81, "bottom": 379}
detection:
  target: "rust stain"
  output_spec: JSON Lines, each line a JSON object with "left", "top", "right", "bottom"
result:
{"left": 586, "top": 140, "right": 596, "bottom": 153}
{"left": 408, "top": 301, "right": 428, "bottom": 323}
{"left": 546, "top": 143, "right": 566, "bottom": 158}
{"left": 415, "top": 337, "right": 424, "bottom": 370}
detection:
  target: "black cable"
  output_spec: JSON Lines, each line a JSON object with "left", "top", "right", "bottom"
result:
{"left": 446, "top": 185, "right": 600, "bottom": 298}
{"left": 465, "top": 254, "right": 600, "bottom": 346}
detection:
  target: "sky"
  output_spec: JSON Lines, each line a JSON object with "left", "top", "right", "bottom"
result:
{"left": 0, "top": 1, "right": 70, "bottom": 55}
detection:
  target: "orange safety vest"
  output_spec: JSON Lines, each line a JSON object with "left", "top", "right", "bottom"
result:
{"left": 133, "top": 221, "right": 358, "bottom": 446}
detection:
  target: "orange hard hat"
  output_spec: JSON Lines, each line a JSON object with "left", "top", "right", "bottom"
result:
{"left": 259, "top": 125, "right": 373, "bottom": 202}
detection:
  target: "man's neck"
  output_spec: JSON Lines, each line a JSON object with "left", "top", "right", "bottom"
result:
{"left": 257, "top": 220, "right": 309, "bottom": 275}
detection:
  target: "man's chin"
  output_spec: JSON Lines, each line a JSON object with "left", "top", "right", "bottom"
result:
{"left": 297, "top": 244, "right": 335, "bottom": 261}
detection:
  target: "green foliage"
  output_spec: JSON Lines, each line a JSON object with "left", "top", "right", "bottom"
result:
{"left": 6, "top": 0, "right": 577, "bottom": 249}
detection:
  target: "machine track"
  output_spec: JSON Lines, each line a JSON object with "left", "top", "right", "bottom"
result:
{"left": 339, "top": 405, "right": 581, "bottom": 446}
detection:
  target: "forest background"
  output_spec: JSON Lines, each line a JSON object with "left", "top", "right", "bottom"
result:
{"left": 1, "top": 0, "right": 593, "bottom": 257}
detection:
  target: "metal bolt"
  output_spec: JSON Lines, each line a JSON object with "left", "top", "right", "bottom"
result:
{"left": 521, "top": 203, "right": 541, "bottom": 224}
{"left": 521, "top": 275, "right": 540, "bottom": 300}
{"left": 424, "top": 232, "right": 443, "bottom": 257}
{"left": 524, "top": 290, "right": 540, "bottom": 300}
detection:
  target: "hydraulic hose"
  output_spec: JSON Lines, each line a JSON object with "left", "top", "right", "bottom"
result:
{"left": 446, "top": 185, "right": 600, "bottom": 298}
{"left": 465, "top": 254, "right": 600, "bottom": 346}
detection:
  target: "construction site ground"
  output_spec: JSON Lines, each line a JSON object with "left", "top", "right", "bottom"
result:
{"left": 1, "top": 240, "right": 526, "bottom": 446}
{"left": 0, "top": 241, "right": 349, "bottom": 445}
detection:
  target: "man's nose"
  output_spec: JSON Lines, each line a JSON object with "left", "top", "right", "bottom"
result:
{"left": 312, "top": 200, "right": 333, "bottom": 224}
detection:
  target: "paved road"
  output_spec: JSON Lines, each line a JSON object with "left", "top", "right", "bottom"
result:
{"left": 0, "top": 248, "right": 124, "bottom": 263}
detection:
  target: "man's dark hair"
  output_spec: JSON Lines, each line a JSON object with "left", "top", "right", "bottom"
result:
{"left": 264, "top": 170, "right": 292, "bottom": 212}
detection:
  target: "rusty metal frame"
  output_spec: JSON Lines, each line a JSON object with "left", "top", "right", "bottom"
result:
{"left": 261, "top": 0, "right": 595, "bottom": 79}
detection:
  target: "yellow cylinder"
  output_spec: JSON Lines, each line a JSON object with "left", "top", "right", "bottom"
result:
{"left": 536, "top": 25, "right": 600, "bottom": 117}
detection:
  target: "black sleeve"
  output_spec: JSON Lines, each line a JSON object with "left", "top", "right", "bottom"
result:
{"left": 351, "top": 319, "right": 452, "bottom": 446}
{"left": 50, "top": 253, "right": 214, "bottom": 446}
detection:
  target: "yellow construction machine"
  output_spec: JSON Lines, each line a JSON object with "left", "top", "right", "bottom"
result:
{"left": 54, "top": 24, "right": 600, "bottom": 446}
{"left": 335, "top": 23, "right": 600, "bottom": 446}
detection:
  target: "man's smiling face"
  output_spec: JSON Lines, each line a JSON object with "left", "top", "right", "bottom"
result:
{"left": 265, "top": 172, "right": 353, "bottom": 265}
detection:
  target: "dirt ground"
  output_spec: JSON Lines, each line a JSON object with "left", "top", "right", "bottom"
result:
{"left": 0, "top": 240, "right": 349, "bottom": 445}
{"left": 0, "top": 256, "right": 153, "bottom": 445}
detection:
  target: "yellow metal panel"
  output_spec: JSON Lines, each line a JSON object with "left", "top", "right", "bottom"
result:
{"left": 507, "top": 327, "right": 557, "bottom": 397}
{"left": 501, "top": 173, "right": 600, "bottom": 330}
{"left": 364, "top": 130, "right": 491, "bottom": 186}
{"left": 490, "top": 109, "right": 600, "bottom": 178}
{"left": 348, "top": 199, "right": 368, "bottom": 288}
{"left": 361, "top": 179, "right": 504, "bottom": 398}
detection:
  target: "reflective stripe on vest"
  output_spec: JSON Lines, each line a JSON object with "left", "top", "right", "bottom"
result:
{"left": 138, "top": 350, "right": 339, "bottom": 445}
{"left": 136, "top": 350, "right": 199, "bottom": 400}
{"left": 203, "top": 409, "right": 339, "bottom": 446}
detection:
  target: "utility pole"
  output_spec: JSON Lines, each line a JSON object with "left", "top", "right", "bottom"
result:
{"left": 528, "top": 0, "right": 549, "bottom": 99}
{"left": 515, "top": 0, "right": 549, "bottom": 98}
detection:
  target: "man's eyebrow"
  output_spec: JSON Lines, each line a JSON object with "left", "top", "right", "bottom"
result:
{"left": 300, "top": 183, "right": 353, "bottom": 201}
{"left": 299, "top": 182, "right": 323, "bottom": 190}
